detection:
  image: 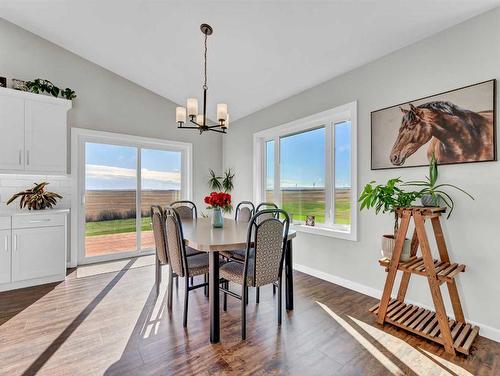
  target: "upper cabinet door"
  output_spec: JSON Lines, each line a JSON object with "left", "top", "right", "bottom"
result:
{"left": 25, "top": 100, "right": 68, "bottom": 174}
{"left": 0, "top": 95, "right": 25, "bottom": 171}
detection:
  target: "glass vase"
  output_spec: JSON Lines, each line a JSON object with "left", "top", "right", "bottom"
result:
{"left": 212, "top": 207, "right": 224, "bottom": 228}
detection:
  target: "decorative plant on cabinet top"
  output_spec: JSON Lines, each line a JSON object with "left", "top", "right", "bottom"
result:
{"left": 7, "top": 182, "right": 62, "bottom": 210}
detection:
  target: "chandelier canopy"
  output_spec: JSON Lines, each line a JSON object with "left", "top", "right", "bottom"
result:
{"left": 175, "top": 23, "right": 228, "bottom": 134}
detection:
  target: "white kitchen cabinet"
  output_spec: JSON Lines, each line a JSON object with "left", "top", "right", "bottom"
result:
{"left": 25, "top": 100, "right": 68, "bottom": 173}
{"left": 12, "top": 226, "right": 66, "bottom": 282}
{"left": 0, "top": 95, "right": 25, "bottom": 171}
{"left": 0, "top": 210, "right": 68, "bottom": 292}
{"left": 0, "top": 229, "right": 11, "bottom": 285}
{"left": 0, "top": 87, "right": 71, "bottom": 174}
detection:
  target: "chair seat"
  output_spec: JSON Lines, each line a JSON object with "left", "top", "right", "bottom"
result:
{"left": 220, "top": 261, "right": 254, "bottom": 286}
{"left": 186, "top": 253, "right": 210, "bottom": 276}
{"left": 220, "top": 249, "right": 245, "bottom": 261}
{"left": 186, "top": 246, "right": 203, "bottom": 257}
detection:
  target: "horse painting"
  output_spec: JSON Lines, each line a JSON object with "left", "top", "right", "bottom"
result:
{"left": 390, "top": 101, "right": 494, "bottom": 166}
{"left": 371, "top": 80, "right": 496, "bottom": 169}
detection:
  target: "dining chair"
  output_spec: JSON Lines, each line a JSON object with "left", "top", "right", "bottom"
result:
{"left": 170, "top": 200, "right": 204, "bottom": 286}
{"left": 164, "top": 206, "right": 211, "bottom": 327}
{"left": 219, "top": 209, "right": 290, "bottom": 340}
{"left": 220, "top": 201, "right": 255, "bottom": 262}
{"left": 256, "top": 202, "right": 280, "bottom": 295}
{"left": 151, "top": 205, "right": 204, "bottom": 297}
{"left": 170, "top": 200, "right": 198, "bottom": 219}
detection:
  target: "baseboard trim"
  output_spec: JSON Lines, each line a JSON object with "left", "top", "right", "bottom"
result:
{"left": 293, "top": 262, "right": 500, "bottom": 343}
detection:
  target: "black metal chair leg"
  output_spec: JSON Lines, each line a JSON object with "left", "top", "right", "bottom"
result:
{"left": 204, "top": 274, "right": 208, "bottom": 297}
{"left": 273, "top": 284, "right": 276, "bottom": 295}
{"left": 223, "top": 281, "right": 227, "bottom": 312}
{"left": 167, "top": 267, "right": 174, "bottom": 309}
{"left": 190, "top": 276, "right": 194, "bottom": 286}
{"left": 155, "top": 258, "right": 160, "bottom": 296}
{"left": 245, "top": 286, "right": 249, "bottom": 305}
{"left": 183, "top": 277, "right": 189, "bottom": 327}
{"left": 175, "top": 274, "right": 179, "bottom": 289}
{"left": 278, "top": 277, "right": 283, "bottom": 325}
{"left": 241, "top": 284, "right": 247, "bottom": 340}
{"left": 256, "top": 286, "right": 260, "bottom": 304}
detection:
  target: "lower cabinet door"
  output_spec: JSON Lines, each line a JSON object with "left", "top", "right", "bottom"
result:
{"left": 0, "top": 229, "right": 11, "bottom": 284}
{"left": 12, "top": 226, "right": 65, "bottom": 282}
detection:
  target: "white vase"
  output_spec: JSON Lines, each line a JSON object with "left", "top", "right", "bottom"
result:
{"left": 381, "top": 235, "right": 411, "bottom": 261}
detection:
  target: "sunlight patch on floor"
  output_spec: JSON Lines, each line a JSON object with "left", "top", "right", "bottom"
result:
{"left": 316, "top": 301, "right": 405, "bottom": 376}
{"left": 349, "top": 316, "right": 474, "bottom": 376}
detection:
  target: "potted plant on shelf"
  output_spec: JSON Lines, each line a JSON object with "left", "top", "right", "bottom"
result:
{"left": 404, "top": 154, "right": 474, "bottom": 218}
{"left": 7, "top": 182, "right": 62, "bottom": 210}
{"left": 359, "top": 178, "right": 420, "bottom": 260}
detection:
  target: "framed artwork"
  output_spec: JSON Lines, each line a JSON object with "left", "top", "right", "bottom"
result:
{"left": 305, "top": 215, "right": 315, "bottom": 227}
{"left": 371, "top": 79, "right": 496, "bottom": 170}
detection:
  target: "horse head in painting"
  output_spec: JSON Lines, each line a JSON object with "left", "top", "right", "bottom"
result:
{"left": 390, "top": 101, "right": 493, "bottom": 166}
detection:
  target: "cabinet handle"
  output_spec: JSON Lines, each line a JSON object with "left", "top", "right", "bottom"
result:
{"left": 19, "top": 150, "right": 22, "bottom": 165}
{"left": 27, "top": 150, "right": 30, "bottom": 165}
{"left": 29, "top": 219, "right": 51, "bottom": 223}
{"left": 13, "top": 234, "right": 17, "bottom": 251}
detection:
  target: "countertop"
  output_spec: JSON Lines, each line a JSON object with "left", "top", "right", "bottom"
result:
{"left": 0, "top": 208, "right": 70, "bottom": 217}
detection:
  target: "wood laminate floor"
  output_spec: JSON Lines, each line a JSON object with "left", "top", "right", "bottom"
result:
{"left": 1, "top": 261, "right": 499, "bottom": 376}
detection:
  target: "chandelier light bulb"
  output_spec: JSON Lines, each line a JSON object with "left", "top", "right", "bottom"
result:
{"left": 176, "top": 107, "right": 186, "bottom": 124}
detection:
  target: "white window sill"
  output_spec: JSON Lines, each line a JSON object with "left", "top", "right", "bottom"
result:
{"left": 291, "top": 223, "right": 357, "bottom": 241}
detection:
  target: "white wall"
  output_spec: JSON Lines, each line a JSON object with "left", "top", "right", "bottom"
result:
{"left": 224, "top": 8, "right": 500, "bottom": 340}
{"left": 0, "top": 17, "right": 223, "bottom": 211}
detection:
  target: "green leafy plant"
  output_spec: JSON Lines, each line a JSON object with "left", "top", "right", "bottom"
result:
{"left": 359, "top": 178, "right": 420, "bottom": 235}
{"left": 25, "top": 78, "right": 77, "bottom": 100}
{"left": 208, "top": 169, "right": 223, "bottom": 191}
{"left": 207, "top": 168, "right": 234, "bottom": 193}
{"left": 404, "top": 154, "right": 474, "bottom": 218}
{"left": 222, "top": 168, "right": 235, "bottom": 192}
{"left": 7, "top": 182, "right": 62, "bottom": 210}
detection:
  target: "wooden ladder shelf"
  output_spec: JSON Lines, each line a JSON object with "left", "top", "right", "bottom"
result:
{"left": 369, "top": 207, "right": 479, "bottom": 355}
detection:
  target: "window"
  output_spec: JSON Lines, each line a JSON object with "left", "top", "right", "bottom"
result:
{"left": 73, "top": 128, "right": 192, "bottom": 264}
{"left": 254, "top": 102, "right": 357, "bottom": 240}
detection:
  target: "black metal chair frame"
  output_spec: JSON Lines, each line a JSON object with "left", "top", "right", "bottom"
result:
{"left": 164, "top": 206, "right": 211, "bottom": 327}
{"left": 234, "top": 201, "right": 255, "bottom": 221}
{"left": 170, "top": 200, "right": 198, "bottom": 219}
{"left": 220, "top": 208, "right": 290, "bottom": 340}
{"left": 256, "top": 202, "right": 278, "bottom": 213}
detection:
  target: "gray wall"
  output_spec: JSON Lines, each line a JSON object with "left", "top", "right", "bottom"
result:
{"left": 224, "top": 8, "right": 500, "bottom": 338}
{"left": 0, "top": 17, "right": 223, "bottom": 209}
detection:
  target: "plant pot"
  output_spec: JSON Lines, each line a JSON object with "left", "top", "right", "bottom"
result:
{"left": 381, "top": 235, "right": 411, "bottom": 261}
{"left": 212, "top": 207, "right": 224, "bottom": 228}
{"left": 421, "top": 194, "right": 441, "bottom": 207}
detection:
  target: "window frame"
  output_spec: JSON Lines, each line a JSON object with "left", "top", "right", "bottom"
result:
{"left": 253, "top": 101, "right": 357, "bottom": 241}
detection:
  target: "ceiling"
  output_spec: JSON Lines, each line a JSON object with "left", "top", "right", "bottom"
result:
{"left": 1, "top": 0, "right": 499, "bottom": 121}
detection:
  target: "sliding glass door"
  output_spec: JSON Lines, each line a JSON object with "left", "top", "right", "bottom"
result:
{"left": 84, "top": 143, "right": 138, "bottom": 258}
{"left": 76, "top": 130, "right": 191, "bottom": 264}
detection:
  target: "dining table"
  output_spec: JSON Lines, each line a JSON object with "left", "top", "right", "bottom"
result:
{"left": 181, "top": 217, "right": 296, "bottom": 343}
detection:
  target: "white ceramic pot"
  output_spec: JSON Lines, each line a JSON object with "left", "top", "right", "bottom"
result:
{"left": 381, "top": 235, "right": 411, "bottom": 261}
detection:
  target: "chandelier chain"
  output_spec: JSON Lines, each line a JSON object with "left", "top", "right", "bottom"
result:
{"left": 203, "top": 32, "right": 208, "bottom": 90}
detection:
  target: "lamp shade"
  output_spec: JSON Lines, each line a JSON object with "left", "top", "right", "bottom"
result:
{"left": 196, "top": 114, "right": 205, "bottom": 125}
{"left": 217, "top": 103, "right": 228, "bottom": 121}
{"left": 187, "top": 98, "right": 198, "bottom": 117}
{"left": 176, "top": 107, "right": 186, "bottom": 123}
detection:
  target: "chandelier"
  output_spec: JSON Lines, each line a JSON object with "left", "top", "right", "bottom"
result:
{"left": 175, "top": 23, "right": 228, "bottom": 134}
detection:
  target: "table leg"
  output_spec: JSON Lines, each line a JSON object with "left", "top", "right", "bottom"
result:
{"left": 285, "top": 239, "right": 294, "bottom": 310}
{"left": 209, "top": 251, "right": 220, "bottom": 343}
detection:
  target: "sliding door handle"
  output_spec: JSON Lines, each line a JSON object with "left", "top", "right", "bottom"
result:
{"left": 26, "top": 150, "right": 30, "bottom": 165}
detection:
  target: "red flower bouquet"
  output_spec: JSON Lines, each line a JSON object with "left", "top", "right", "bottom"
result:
{"left": 204, "top": 191, "right": 232, "bottom": 212}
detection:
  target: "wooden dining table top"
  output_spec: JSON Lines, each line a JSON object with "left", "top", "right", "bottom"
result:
{"left": 181, "top": 217, "right": 296, "bottom": 252}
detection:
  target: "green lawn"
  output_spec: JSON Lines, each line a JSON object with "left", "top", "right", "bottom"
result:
{"left": 86, "top": 217, "right": 152, "bottom": 237}
{"left": 282, "top": 199, "right": 350, "bottom": 225}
